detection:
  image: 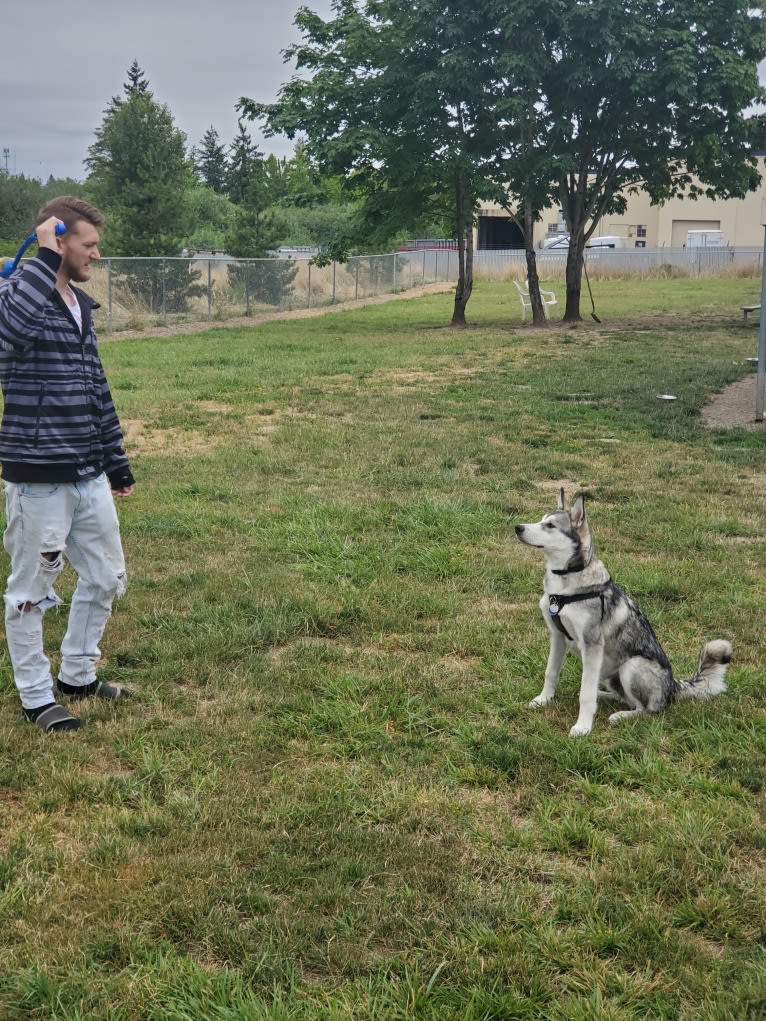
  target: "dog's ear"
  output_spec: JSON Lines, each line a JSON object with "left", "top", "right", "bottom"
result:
{"left": 571, "top": 494, "right": 586, "bottom": 528}
{"left": 557, "top": 488, "right": 567, "bottom": 511}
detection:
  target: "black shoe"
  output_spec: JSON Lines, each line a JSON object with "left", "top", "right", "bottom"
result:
{"left": 54, "top": 680, "right": 130, "bottom": 700}
{"left": 24, "top": 703, "right": 82, "bottom": 732}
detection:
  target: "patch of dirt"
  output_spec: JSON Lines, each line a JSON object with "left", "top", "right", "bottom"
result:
{"left": 121, "top": 419, "right": 221, "bottom": 455}
{"left": 537, "top": 478, "right": 581, "bottom": 493}
{"left": 701, "top": 374, "right": 766, "bottom": 430}
{"left": 196, "top": 401, "right": 233, "bottom": 414}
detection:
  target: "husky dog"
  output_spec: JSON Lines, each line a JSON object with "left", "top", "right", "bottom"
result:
{"left": 515, "top": 490, "right": 731, "bottom": 737}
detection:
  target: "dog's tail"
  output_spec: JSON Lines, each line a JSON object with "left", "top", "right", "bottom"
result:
{"left": 676, "top": 640, "right": 732, "bottom": 701}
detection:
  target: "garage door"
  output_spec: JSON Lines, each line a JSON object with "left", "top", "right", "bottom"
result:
{"left": 671, "top": 220, "right": 721, "bottom": 247}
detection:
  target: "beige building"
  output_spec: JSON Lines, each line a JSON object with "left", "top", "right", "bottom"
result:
{"left": 477, "top": 156, "right": 766, "bottom": 249}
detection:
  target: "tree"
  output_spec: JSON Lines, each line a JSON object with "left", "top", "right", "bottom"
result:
{"left": 192, "top": 126, "right": 229, "bottom": 193}
{"left": 0, "top": 175, "right": 87, "bottom": 247}
{"left": 0, "top": 175, "right": 46, "bottom": 245}
{"left": 85, "top": 62, "right": 195, "bottom": 257}
{"left": 510, "top": 0, "right": 766, "bottom": 320}
{"left": 223, "top": 126, "right": 282, "bottom": 257}
{"left": 226, "top": 121, "right": 265, "bottom": 207}
{"left": 123, "top": 59, "right": 151, "bottom": 100}
{"left": 225, "top": 187, "right": 281, "bottom": 259}
{"left": 264, "top": 145, "right": 345, "bottom": 209}
{"left": 239, "top": 0, "right": 507, "bottom": 327}
{"left": 182, "top": 186, "right": 237, "bottom": 252}
{"left": 85, "top": 63, "right": 202, "bottom": 313}
{"left": 263, "top": 147, "right": 371, "bottom": 259}
{"left": 280, "top": 203, "right": 360, "bottom": 258}
{"left": 225, "top": 147, "right": 297, "bottom": 308}
{"left": 240, "top": 1, "right": 766, "bottom": 324}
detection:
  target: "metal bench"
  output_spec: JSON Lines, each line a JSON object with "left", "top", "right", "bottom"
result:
{"left": 742, "top": 304, "right": 761, "bottom": 324}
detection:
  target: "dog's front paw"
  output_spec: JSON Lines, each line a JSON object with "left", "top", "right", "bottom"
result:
{"left": 529, "top": 694, "right": 553, "bottom": 709}
{"left": 568, "top": 721, "right": 592, "bottom": 738}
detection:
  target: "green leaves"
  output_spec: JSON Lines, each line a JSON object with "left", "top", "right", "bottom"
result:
{"left": 240, "top": 0, "right": 766, "bottom": 322}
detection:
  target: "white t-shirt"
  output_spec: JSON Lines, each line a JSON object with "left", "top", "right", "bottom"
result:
{"left": 65, "top": 286, "right": 82, "bottom": 331}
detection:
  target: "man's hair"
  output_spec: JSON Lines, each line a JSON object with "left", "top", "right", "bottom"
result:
{"left": 36, "top": 196, "right": 104, "bottom": 231}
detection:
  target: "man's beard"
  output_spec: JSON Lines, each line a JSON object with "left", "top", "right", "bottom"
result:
{"left": 65, "top": 263, "right": 91, "bottom": 283}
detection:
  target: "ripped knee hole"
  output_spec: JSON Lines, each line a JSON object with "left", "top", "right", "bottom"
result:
{"left": 18, "top": 599, "right": 43, "bottom": 613}
{"left": 40, "top": 550, "right": 63, "bottom": 569}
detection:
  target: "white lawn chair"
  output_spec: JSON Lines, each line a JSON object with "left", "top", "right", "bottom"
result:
{"left": 513, "top": 279, "right": 557, "bottom": 321}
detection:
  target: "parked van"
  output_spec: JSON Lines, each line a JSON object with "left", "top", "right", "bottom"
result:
{"left": 586, "top": 235, "right": 624, "bottom": 250}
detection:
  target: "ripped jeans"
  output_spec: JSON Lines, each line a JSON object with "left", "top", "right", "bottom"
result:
{"left": 3, "top": 475, "right": 127, "bottom": 710}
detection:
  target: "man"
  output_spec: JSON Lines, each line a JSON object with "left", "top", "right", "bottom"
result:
{"left": 0, "top": 197, "right": 135, "bottom": 732}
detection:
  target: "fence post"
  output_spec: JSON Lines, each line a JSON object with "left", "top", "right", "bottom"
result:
{"left": 207, "top": 260, "right": 213, "bottom": 321}
{"left": 161, "top": 259, "right": 167, "bottom": 324}
{"left": 332, "top": 261, "right": 336, "bottom": 304}
{"left": 355, "top": 258, "right": 360, "bottom": 300}
{"left": 308, "top": 261, "right": 312, "bottom": 309}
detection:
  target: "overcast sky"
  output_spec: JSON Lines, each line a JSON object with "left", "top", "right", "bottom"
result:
{"left": 2, "top": 0, "right": 334, "bottom": 182}
{"left": 4, "top": 5, "right": 766, "bottom": 183}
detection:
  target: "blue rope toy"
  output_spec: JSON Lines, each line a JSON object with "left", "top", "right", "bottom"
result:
{"left": 1, "top": 223, "right": 67, "bottom": 279}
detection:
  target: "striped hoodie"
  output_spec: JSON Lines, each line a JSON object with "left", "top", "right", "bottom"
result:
{"left": 0, "top": 248, "right": 134, "bottom": 487}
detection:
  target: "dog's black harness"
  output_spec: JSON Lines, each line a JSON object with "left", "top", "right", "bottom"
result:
{"left": 548, "top": 585, "right": 609, "bottom": 641}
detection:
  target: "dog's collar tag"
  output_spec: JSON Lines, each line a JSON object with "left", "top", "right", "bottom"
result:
{"left": 549, "top": 596, "right": 561, "bottom": 616}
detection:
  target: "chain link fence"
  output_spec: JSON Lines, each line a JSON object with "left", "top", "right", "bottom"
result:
{"left": 475, "top": 245, "right": 763, "bottom": 280}
{"left": 87, "top": 250, "right": 460, "bottom": 334}
{"left": 75, "top": 244, "right": 762, "bottom": 334}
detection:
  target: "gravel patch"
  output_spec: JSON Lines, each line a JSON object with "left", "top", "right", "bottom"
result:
{"left": 702, "top": 373, "right": 766, "bottom": 430}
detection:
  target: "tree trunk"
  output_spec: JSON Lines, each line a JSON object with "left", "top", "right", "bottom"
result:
{"left": 523, "top": 196, "right": 547, "bottom": 325}
{"left": 563, "top": 237, "right": 585, "bottom": 321}
{"left": 451, "top": 237, "right": 473, "bottom": 327}
{"left": 451, "top": 190, "right": 474, "bottom": 327}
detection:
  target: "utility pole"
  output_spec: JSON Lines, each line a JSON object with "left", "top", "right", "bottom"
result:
{"left": 2, "top": 148, "right": 9, "bottom": 175}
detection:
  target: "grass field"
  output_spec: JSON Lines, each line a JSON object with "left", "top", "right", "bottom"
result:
{"left": 1, "top": 278, "right": 764, "bottom": 1020}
